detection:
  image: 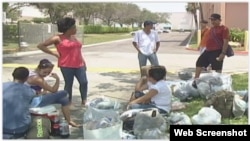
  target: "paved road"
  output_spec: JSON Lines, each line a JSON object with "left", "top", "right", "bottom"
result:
{"left": 2, "top": 31, "right": 248, "bottom": 139}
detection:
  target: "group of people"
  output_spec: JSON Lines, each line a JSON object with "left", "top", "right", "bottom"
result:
{"left": 3, "top": 13, "right": 230, "bottom": 138}
{"left": 3, "top": 17, "right": 85, "bottom": 139}
{"left": 129, "top": 13, "right": 230, "bottom": 113}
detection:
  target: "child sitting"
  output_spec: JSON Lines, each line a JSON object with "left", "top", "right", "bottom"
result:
{"left": 127, "top": 65, "right": 172, "bottom": 114}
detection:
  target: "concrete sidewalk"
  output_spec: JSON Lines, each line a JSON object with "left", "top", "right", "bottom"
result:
{"left": 2, "top": 37, "right": 248, "bottom": 139}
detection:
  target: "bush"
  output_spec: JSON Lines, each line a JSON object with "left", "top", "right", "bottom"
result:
{"left": 3, "top": 24, "right": 19, "bottom": 44}
{"left": 83, "top": 25, "right": 132, "bottom": 34}
{"left": 32, "top": 17, "right": 51, "bottom": 23}
{"left": 230, "top": 28, "right": 245, "bottom": 45}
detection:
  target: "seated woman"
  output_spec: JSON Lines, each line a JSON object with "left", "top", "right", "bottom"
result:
{"left": 127, "top": 65, "right": 172, "bottom": 114}
{"left": 26, "top": 59, "right": 80, "bottom": 127}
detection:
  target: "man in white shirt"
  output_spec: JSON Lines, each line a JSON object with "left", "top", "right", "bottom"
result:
{"left": 132, "top": 20, "right": 160, "bottom": 77}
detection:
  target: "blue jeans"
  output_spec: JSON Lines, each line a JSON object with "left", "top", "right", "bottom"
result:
{"left": 38, "top": 90, "right": 70, "bottom": 107}
{"left": 138, "top": 52, "right": 159, "bottom": 75}
{"left": 60, "top": 66, "right": 88, "bottom": 102}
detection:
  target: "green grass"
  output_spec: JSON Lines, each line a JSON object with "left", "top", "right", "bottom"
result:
{"left": 83, "top": 33, "right": 132, "bottom": 45}
{"left": 179, "top": 73, "right": 248, "bottom": 124}
{"left": 232, "top": 73, "right": 249, "bottom": 90}
{"left": 3, "top": 33, "right": 132, "bottom": 54}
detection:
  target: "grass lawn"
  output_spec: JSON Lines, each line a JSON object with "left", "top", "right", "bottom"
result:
{"left": 3, "top": 33, "right": 133, "bottom": 54}
{"left": 83, "top": 33, "right": 132, "bottom": 45}
{"left": 179, "top": 73, "right": 248, "bottom": 124}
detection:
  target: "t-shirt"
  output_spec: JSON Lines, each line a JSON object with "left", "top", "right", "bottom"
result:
{"left": 3, "top": 82, "right": 35, "bottom": 133}
{"left": 56, "top": 35, "right": 86, "bottom": 68}
{"left": 206, "top": 25, "right": 230, "bottom": 51}
{"left": 199, "top": 27, "right": 210, "bottom": 47}
{"left": 148, "top": 80, "right": 172, "bottom": 113}
{"left": 133, "top": 30, "right": 160, "bottom": 55}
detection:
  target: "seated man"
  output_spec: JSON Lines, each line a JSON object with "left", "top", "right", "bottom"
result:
{"left": 127, "top": 65, "right": 172, "bottom": 114}
{"left": 3, "top": 67, "right": 36, "bottom": 139}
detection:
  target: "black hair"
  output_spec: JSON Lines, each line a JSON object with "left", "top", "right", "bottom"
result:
{"left": 143, "top": 20, "right": 154, "bottom": 27}
{"left": 37, "top": 59, "right": 54, "bottom": 69}
{"left": 56, "top": 17, "right": 76, "bottom": 33}
{"left": 12, "top": 67, "right": 29, "bottom": 81}
{"left": 148, "top": 65, "right": 167, "bottom": 81}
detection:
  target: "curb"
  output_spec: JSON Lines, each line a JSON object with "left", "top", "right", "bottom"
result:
{"left": 185, "top": 47, "right": 249, "bottom": 55}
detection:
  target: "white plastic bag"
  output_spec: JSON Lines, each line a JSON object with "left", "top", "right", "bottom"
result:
{"left": 197, "top": 72, "right": 233, "bottom": 99}
{"left": 191, "top": 106, "right": 221, "bottom": 125}
{"left": 83, "top": 97, "right": 122, "bottom": 139}
{"left": 133, "top": 108, "right": 167, "bottom": 138}
{"left": 168, "top": 112, "right": 192, "bottom": 125}
{"left": 232, "top": 95, "right": 247, "bottom": 118}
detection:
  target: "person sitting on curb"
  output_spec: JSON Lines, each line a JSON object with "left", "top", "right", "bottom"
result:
{"left": 127, "top": 65, "right": 172, "bottom": 114}
{"left": 26, "top": 59, "right": 80, "bottom": 127}
{"left": 3, "top": 67, "right": 35, "bottom": 139}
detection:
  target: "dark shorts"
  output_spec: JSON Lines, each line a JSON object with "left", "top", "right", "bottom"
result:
{"left": 196, "top": 49, "right": 223, "bottom": 70}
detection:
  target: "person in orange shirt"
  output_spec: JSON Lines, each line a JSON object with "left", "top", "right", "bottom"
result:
{"left": 192, "top": 13, "right": 230, "bottom": 89}
{"left": 198, "top": 20, "right": 210, "bottom": 54}
{"left": 198, "top": 20, "right": 211, "bottom": 71}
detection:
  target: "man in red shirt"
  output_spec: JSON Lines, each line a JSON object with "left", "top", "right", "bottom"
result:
{"left": 192, "top": 13, "right": 230, "bottom": 88}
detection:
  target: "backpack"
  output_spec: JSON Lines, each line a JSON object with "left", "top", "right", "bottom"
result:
{"left": 25, "top": 116, "right": 51, "bottom": 139}
{"left": 205, "top": 90, "right": 235, "bottom": 118}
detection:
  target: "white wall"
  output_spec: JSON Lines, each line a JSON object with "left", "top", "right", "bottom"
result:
{"left": 168, "top": 12, "right": 195, "bottom": 30}
{"left": 20, "top": 6, "right": 46, "bottom": 18}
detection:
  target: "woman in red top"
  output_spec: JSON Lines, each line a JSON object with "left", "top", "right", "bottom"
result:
{"left": 37, "top": 17, "right": 88, "bottom": 106}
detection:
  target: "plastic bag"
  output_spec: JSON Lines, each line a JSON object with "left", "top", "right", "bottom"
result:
{"left": 232, "top": 95, "right": 247, "bottom": 118}
{"left": 168, "top": 112, "right": 192, "bottom": 125}
{"left": 84, "top": 97, "right": 121, "bottom": 122}
{"left": 140, "top": 128, "right": 166, "bottom": 139}
{"left": 133, "top": 108, "right": 167, "bottom": 138}
{"left": 178, "top": 71, "right": 193, "bottom": 80}
{"left": 173, "top": 80, "right": 199, "bottom": 101}
{"left": 197, "top": 72, "right": 233, "bottom": 99}
{"left": 191, "top": 106, "right": 221, "bottom": 124}
{"left": 83, "top": 97, "right": 122, "bottom": 139}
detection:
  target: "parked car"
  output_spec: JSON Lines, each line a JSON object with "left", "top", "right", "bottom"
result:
{"left": 162, "top": 27, "right": 171, "bottom": 33}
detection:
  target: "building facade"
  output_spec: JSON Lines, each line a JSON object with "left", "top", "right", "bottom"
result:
{"left": 200, "top": 2, "right": 248, "bottom": 30}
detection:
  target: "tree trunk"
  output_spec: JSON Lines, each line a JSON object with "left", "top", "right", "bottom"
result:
{"left": 199, "top": 3, "right": 204, "bottom": 21}
{"left": 193, "top": 13, "right": 198, "bottom": 30}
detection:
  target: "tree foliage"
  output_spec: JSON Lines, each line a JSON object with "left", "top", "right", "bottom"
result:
{"left": 5, "top": 2, "right": 172, "bottom": 27}
{"left": 186, "top": 2, "right": 199, "bottom": 30}
{"left": 3, "top": 2, "right": 28, "bottom": 22}
{"left": 30, "top": 3, "right": 74, "bottom": 24}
